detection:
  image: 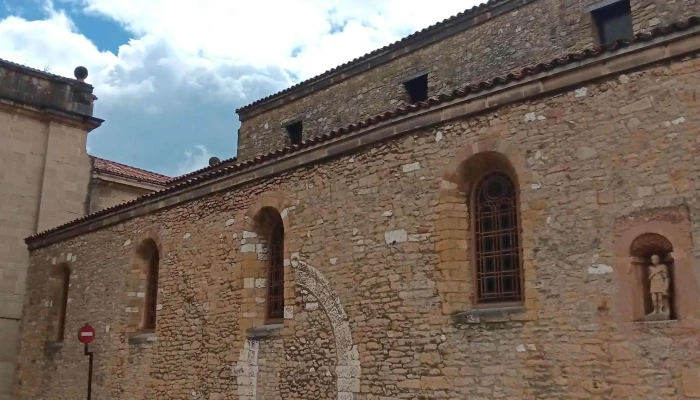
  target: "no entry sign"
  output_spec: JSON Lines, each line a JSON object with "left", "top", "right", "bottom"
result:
{"left": 78, "top": 324, "right": 96, "bottom": 344}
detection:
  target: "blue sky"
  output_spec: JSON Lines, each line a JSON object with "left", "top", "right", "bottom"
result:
{"left": 0, "top": 0, "right": 479, "bottom": 176}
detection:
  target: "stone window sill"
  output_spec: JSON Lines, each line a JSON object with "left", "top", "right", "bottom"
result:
{"left": 246, "top": 323, "right": 284, "bottom": 340}
{"left": 633, "top": 319, "right": 680, "bottom": 328}
{"left": 452, "top": 306, "right": 527, "bottom": 325}
{"left": 128, "top": 332, "right": 158, "bottom": 344}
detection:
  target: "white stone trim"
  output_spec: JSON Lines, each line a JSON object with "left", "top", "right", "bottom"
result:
{"left": 291, "top": 253, "right": 361, "bottom": 400}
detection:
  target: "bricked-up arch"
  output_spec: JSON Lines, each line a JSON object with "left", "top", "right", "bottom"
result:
{"left": 125, "top": 234, "right": 163, "bottom": 336}
{"left": 436, "top": 139, "right": 531, "bottom": 313}
{"left": 290, "top": 253, "right": 360, "bottom": 400}
{"left": 613, "top": 206, "right": 699, "bottom": 323}
{"left": 48, "top": 263, "right": 71, "bottom": 342}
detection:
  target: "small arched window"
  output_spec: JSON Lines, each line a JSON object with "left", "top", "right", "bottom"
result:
{"left": 56, "top": 264, "right": 71, "bottom": 341}
{"left": 267, "top": 221, "right": 285, "bottom": 320}
{"left": 472, "top": 172, "right": 523, "bottom": 304}
{"left": 144, "top": 248, "right": 160, "bottom": 331}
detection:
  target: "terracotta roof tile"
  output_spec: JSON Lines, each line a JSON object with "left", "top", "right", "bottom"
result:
{"left": 26, "top": 16, "right": 700, "bottom": 244}
{"left": 93, "top": 157, "right": 171, "bottom": 186}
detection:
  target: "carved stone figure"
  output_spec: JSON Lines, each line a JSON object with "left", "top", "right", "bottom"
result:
{"left": 645, "top": 254, "right": 671, "bottom": 321}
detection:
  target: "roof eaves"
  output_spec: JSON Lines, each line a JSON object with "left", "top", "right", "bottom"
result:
{"left": 24, "top": 16, "right": 700, "bottom": 245}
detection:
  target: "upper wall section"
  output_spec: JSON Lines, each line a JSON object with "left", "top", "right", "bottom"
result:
{"left": 234, "top": 0, "right": 699, "bottom": 161}
{"left": 0, "top": 59, "right": 97, "bottom": 117}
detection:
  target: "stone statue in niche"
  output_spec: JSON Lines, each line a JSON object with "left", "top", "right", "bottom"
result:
{"left": 645, "top": 254, "right": 671, "bottom": 321}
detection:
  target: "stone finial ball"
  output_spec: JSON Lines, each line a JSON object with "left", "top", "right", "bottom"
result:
{"left": 208, "top": 156, "right": 221, "bottom": 166}
{"left": 74, "top": 66, "right": 88, "bottom": 81}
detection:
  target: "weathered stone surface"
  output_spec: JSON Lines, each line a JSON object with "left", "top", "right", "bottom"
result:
{"left": 14, "top": 6, "right": 700, "bottom": 400}
{"left": 235, "top": 0, "right": 699, "bottom": 161}
{"left": 682, "top": 369, "right": 700, "bottom": 398}
{"left": 0, "top": 60, "right": 166, "bottom": 399}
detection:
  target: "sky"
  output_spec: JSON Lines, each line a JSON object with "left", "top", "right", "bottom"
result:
{"left": 0, "top": 0, "right": 482, "bottom": 176}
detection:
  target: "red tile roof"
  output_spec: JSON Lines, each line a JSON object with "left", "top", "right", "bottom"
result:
{"left": 93, "top": 157, "right": 171, "bottom": 186}
{"left": 25, "top": 16, "right": 700, "bottom": 244}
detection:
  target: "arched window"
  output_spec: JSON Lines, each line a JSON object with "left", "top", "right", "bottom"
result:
{"left": 267, "top": 221, "right": 285, "bottom": 320}
{"left": 144, "top": 246, "right": 160, "bottom": 331}
{"left": 472, "top": 172, "right": 522, "bottom": 304}
{"left": 56, "top": 264, "right": 70, "bottom": 341}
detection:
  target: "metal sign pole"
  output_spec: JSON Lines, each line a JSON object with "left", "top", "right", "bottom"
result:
{"left": 78, "top": 323, "right": 96, "bottom": 400}
{"left": 84, "top": 343, "right": 93, "bottom": 400}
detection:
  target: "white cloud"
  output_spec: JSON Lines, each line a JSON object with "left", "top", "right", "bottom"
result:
{"left": 175, "top": 145, "right": 214, "bottom": 176}
{"left": 76, "top": 0, "right": 476, "bottom": 79}
{"left": 0, "top": 0, "right": 484, "bottom": 173}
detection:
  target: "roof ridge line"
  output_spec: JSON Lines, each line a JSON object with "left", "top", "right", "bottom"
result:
{"left": 93, "top": 156, "right": 172, "bottom": 179}
{"left": 235, "top": 0, "right": 521, "bottom": 114}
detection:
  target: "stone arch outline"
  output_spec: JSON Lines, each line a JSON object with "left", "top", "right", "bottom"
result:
{"left": 46, "top": 262, "right": 71, "bottom": 343}
{"left": 290, "top": 253, "right": 360, "bottom": 400}
{"left": 234, "top": 254, "right": 360, "bottom": 400}
{"left": 434, "top": 138, "right": 535, "bottom": 314}
{"left": 125, "top": 230, "right": 164, "bottom": 336}
{"left": 237, "top": 191, "right": 296, "bottom": 331}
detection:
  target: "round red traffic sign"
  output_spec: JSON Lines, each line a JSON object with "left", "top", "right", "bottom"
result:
{"left": 78, "top": 324, "right": 96, "bottom": 344}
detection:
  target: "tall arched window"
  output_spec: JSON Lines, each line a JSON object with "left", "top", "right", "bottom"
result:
{"left": 56, "top": 264, "right": 70, "bottom": 341}
{"left": 267, "top": 221, "right": 285, "bottom": 320}
{"left": 472, "top": 172, "right": 522, "bottom": 304}
{"left": 144, "top": 247, "right": 160, "bottom": 331}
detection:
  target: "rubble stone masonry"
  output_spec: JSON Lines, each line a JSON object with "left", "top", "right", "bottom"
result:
{"left": 236, "top": 0, "right": 699, "bottom": 161}
{"left": 16, "top": 33, "right": 700, "bottom": 400}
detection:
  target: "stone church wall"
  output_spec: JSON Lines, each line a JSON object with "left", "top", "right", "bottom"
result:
{"left": 235, "top": 0, "right": 699, "bottom": 161}
{"left": 16, "top": 47, "right": 700, "bottom": 399}
{"left": 0, "top": 92, "right": 95, "bottom": 400}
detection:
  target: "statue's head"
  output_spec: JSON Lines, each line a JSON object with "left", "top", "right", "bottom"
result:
{"left": 651, "top": 254, "right": 660, "bottom": 264}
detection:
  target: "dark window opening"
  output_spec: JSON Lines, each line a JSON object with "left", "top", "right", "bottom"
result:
{"left": 403, "top": 74, "right": 428, "bottom": 104}
{"left": 268, "top": 222, "right": 285, "bottom": 320}
{"left": 286, "top": 121, "right": 303, "bottom": 145}
{"left": 144, "top": 250, "right": 160, "bottom": 331}
{"left": 592, "top": 0, "right": 634, "bottom": 45}
{"left": 473, "top": 172, "right": 522, "bottom": 304}
{"left": 57, "top": 267, "right": 70, "bottom": 342}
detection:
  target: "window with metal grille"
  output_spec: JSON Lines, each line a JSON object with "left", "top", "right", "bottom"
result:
{"left": 473, "top": 172, "right": 522, "bottom": 304}
{"left": 57, "top": 266, "right": 70, "bottom": 341}
{"left": 144, "top": 250, "right": 160, "bottom": 331}
{"left": 267, "top": 222, "right": 285, "bottom": 320}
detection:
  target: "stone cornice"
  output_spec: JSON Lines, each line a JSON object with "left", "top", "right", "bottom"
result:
{"left": 25, "top": 25, "right": 700, "bottom": 250}
{"left": 0, "top": 98, "right": 103, "bottom": 132}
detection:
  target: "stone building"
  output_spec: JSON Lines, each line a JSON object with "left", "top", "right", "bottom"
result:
{"left": 0, "top": 60, "right": 169, "bottom": 400}
{"left": 14, "top": 0, "right": 700, "bottom": 399}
